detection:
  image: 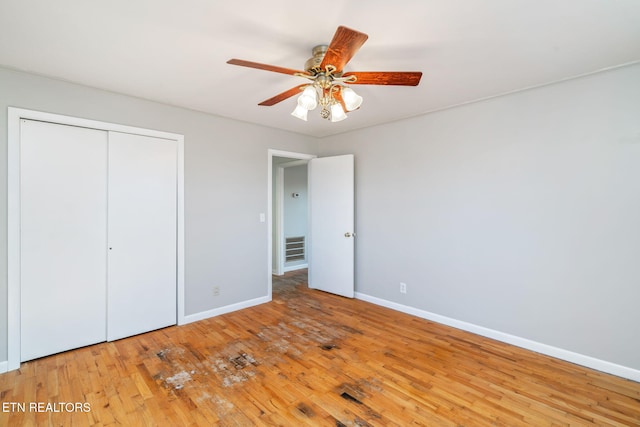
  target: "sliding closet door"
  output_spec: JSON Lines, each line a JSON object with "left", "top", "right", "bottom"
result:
{"left": 20, "top": 119, "right": 108, "bottom": 361}
{"left": 107, "top": 132, "right": 177, "bottom": 341}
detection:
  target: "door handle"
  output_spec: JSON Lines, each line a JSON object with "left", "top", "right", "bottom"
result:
{"left": 344, "top": 232, "right": 356, "bottom": 238}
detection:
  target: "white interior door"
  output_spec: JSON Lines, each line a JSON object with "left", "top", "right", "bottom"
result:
{"left": 20, "top": 119, "right": 108, "bottom": 361}
{"left": 308, "top": 154, "right": 355, "bottom": 298}
{"left": 107, "top": 132, "right": 177, "bottom": 341}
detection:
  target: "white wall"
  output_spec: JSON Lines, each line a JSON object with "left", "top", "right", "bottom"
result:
{"left": 0, "top": 67, "right": 316, "bottom": 363}
{"left": 317, "top": 63, "right": 640, "bottom": 373}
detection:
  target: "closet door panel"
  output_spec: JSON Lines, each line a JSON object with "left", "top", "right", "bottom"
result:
{"left": 107, "top": 132, "right": 177, "bottom": 341}
{"left": 20, "top": 119, "right": 108, "bottom": 361}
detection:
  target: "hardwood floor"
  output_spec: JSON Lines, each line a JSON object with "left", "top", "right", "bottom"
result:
{"left": 1, "top": 269, "right": 639, "bottom": 426}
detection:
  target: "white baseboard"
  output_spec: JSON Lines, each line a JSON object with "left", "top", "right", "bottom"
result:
{"left": 355, "top": 292, "right": 640, "bottom": 383}
{"left": 180, "top": 295, "right": 271, "bottom": 325}
{"left": 0, "top": 361, "right": 7, "bottom": 374}
{"left": 284, "top": 263, "right": 308, "bottom": 273}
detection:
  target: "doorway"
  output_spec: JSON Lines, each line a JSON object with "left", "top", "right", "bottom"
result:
{"left": 273, "top": 158, "right": 310, "bottom": 275}
{"left": 267, "top": 150, "right": 316, "bottom": 298}
{"left": 267, "top": 150, "right": 356, "bottom": 300}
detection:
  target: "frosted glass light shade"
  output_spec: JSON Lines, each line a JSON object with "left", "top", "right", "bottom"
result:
{"left": 297, "top": 86, "right": 318, "bottom": 110}
{"left": 291, "top": 104, "right": 308, "bottom": 121}
{"left": 330, "top": 103, "right": 347, "bottom": 122}
{"left": 341, "top": 87, "right": 363, "bottom": 111}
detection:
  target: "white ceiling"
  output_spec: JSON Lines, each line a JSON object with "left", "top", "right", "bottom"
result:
{"left": 1, "top": 0, "right": 639, "bottom": 138}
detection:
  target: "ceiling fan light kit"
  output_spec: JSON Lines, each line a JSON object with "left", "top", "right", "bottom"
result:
{"left": 227, "top": 26, "right": 422, "bottom": 123}
{"left": 330, "top": 101, "right": 348, "bottom": 122}
{"left": 297, "top": 85, "right": 319, "bottom": 110}
{"left": 291, "top": 104, "right": 309, "bottom": 121}
{"left": 341, "top": 87, "right": 363, "bottom": 111}
{"left": 291, "top": 56, "right": 361, "bottom": 122}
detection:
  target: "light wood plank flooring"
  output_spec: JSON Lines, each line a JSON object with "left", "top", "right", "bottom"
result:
{"left": 1, "top": 269, "right": 639, "bottom": 426}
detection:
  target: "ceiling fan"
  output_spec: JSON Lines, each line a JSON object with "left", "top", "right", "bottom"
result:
{"left": 227, "top": 26, "right": 422, "bottom": 122}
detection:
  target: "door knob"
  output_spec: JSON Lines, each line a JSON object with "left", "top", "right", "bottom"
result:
{"left": 344, "top": 232, "right": 356, "bottom": 238}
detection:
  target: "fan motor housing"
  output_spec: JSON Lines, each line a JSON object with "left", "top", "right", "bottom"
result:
{"left": 304, "top": 45, "right": 327, "bottom": 73}
{"left": 304, "top": 45, "right": 342, "bottom": 77}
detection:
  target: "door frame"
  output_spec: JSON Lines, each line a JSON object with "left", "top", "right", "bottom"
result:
{"left": 267, "top": 149, "right": 316, "bottom": 297}
{"left": 7, "top": 107, "right": 185, "bottom": 372}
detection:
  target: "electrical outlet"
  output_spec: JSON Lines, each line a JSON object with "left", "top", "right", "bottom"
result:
{"left": 213, "top": 286, "right": 220, "bottom": 296}
{"left": 400, "top": 282, "right": 407, "bottom": 294}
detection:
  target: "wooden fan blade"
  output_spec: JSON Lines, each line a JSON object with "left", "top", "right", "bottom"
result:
{"left": 227, "top": 59, "right": 309, "bottom": 76}
{"left": 320, "top": 26, "right": 368, "bottom": 72}
{"left": 258, "top": 84, "right": 307, "bottom": 106}
{"left": 343, "top": 71, "right": 423, "bottom": 86}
